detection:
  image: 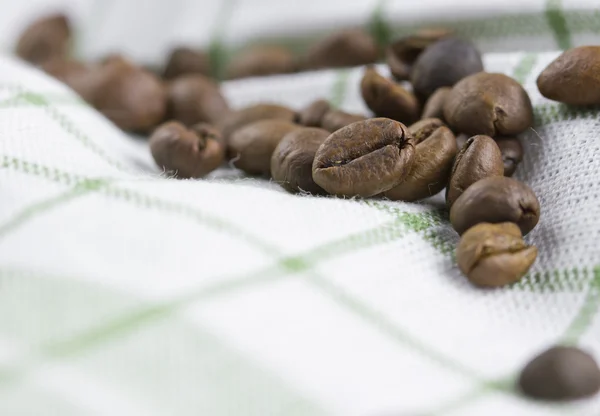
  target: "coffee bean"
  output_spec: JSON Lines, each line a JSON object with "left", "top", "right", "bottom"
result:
{"left": 450, "top": 176, "right": 540, "bottom": 235}
{"left": 312, "top": 118, "right": 415, "bottom": 197}
{"left": 495, "top": 137, "right": 523, "bottom": 177}
{"left": 226, "top": 46, "right": 296, "bottom": 79}
{"left": 219, "top": 104, "right": 298, "bottom": 144}
{"left": 456, "top": 222, "right": 537, "bottom": 287}
{"left": 298, "top": 99, "right": 331, "bottom": 127}
{"left": 407, "top": 118, "right": 445, "bottom": 143}
{"left": 150, "top": 121, "right": 224, "bottom": 178}
{"left": 446, "top": 135, "right": 504, "bottom": 207}
{"left": 411, "top": 37, "right": 483, "bottom": 101}
{"left": 387, "top": 28, "right": 453, "bottom": 81}
{"left": 163, "top": 47, "right": 210, "bottom": 80}
{"left": 228, "top": 120, "right": 301, "bottom": 175}
{"left": 303, "top": 29, "right": 378, "bottom": 70}
{"left": 360, "top": 66, "right": 419, "bottom": 125}
{"left": 422, "top": 87, "right": 451, "bottom": 120}
{"left": 16, "top": 14, "right": 71, "bottom": 65}
{"left": 167, "top": 74, "right": 229, "bottom": 127}
{"left": 42, "top": 59, "right": 98, "bottom": 103}
{"left": 321, "top": 110, "right": 367, "bottom": 132}
{"left": 444, "top": 72, "right": 533, "bottom": 136}
{"left": 271, "top": 127, "right": 329, "bottom": 194}
{"left": 455, "top": 133, "right": 469, "bottom": 149}
{"left": 385, "top": 122, "right": 457, "bottom": 201}
{"left": 537, "top": 46, "right": 600, "bottom": 105}
{"left": 519, "top": 346, "right": 600, "bottom": 401}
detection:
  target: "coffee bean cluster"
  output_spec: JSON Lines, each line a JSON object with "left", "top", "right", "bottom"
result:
{"left": 16, "top": 14, "right": 600, "bottom": 403}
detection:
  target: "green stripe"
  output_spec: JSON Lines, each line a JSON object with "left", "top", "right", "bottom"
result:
{"left": 368, "top": 0, "right": 391, "bottom": 48}
{"left": 546, "top": 0, "right": 572, "bottom": 50}
{"left": 512, "top": 53, "right": 538, "bottom": 84}
{"left": 560, "top": 267, "right": 600, "bottom": 344}
{"left": 328, "top": 69, "right": 351, "bottom": 108}
{"left": 208, "top": 0, "right": 238, "bottom": 80}
{"left": 534, "top": 103, "right": 600, "bottom": 126}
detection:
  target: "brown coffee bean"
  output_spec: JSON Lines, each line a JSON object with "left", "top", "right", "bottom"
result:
{"left": 411, "top": 37, "right": 483, "bottom": 101}
{"left": 226, "top": 46, "right": 296, "bottom": 79}
{"left": 150, "top": 121, "right": 224, "bottom": 178}
{"left": 167, "top": 74, "right": 229, "bottom": 127}
{"left": 271, "top": 127, "right": 329, "bottom": 194}
{"left": 407, "top": 118, "right": 446, "bottom": 144}
{"left": 360, "top": 66, "right": 419, "bottom": 125}
{"left": 41, "top": 59, "right": 98, "bottom": 103}
{"left": 446, "top": 135, "right": 504, "bottom": 207}
{"left": 495, "top": 137, "right": 523, "bottom": 177}
{"left": 228, "top": 120, "right": 300, "bottom": 175}
{"left": 422, "top": 87, "right": 451, "bottom": 120}
{"left": 92, "top": 60, "right": 167, "bottom": 132}
{"left": 385, "top": 123, "right": 457, "bottom": 201}
{"left": 163, "top": 47, "right": 210, "bottom": 80}
{"left": 456, "top": 222, "right": 537, "bottom": 287}
{"left": 16, "top": 14, "right": 71, "bottom": 65}
{"left": 444, "top": 72, "right": 533, "bottom": 136}
{"left": 298, "top": 99, "right": 331, "bottom": 127}
{"left": 303, "top": 29, "right": 378, "bottom": 70}
{"left": 312, "top": 118, "right": 415, "bottom": 197}
{"left": 455, "top": 133, "right": 469, "bottom": 150}
{"left": 386, "top": 28, "right": 453, "bottom": 81}
{"left": 537, "top": 46, "right": 600, "bottom": 105}
{"left": 219, "top": 104, "right": 297, "bottom": 144}
{"left": 450, "top": 176, "right": 540, "bottom": 236}
{"left": 519, "top": 346, "right": 600, "bottom": 401}
{"left": 321, "top": 110, "right": 367, "bottom": 132}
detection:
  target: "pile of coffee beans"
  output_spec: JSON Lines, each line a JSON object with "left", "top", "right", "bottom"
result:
{"left": 16, "top": 13, "right": 600, "bottom": 403}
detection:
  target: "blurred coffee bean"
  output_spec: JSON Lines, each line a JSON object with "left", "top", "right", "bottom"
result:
{"left": 421, "top": 87, "right": 451, "bottom": 120}
{"left": 298, "top": 99, "right": 331, "bottom": 127}
{"left": 495, "top": 136, "right": 523, "bottom": 177}
{"left": 219, "top": 104, "right": 298, "bottom": 144}
{"left": 321, "top": 110, "right": 367, "bottom": 132}
{"left": 16, "top": 14, "right": 71, "bottom": 65}
{"left": 167, "top": 74, "right": 229, "bottom": 126}
{"left": 303, "top": 29, "right": 378, "bottom": 70}
{"left": 226, "top": 46, "right": 296, "bottom": 79}
{"left": 163, "top": 47, "right": 210, "bottom": 80}
{"left": 42, "top": 59, "right": 98, "bottom": 103}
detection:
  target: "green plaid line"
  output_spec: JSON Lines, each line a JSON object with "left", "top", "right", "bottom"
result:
{"left": 328, "top": 69, "right": 351, "bottom": 108}
{"left": 208, "top": 0, "right": 238, "bottom": 79}
{"left": 546, "top": 0, "right": 572, "bottom": 50}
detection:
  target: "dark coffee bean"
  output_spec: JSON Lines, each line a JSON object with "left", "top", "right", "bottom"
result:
{"left": 163, "top": 47, "right": 210, "bottom": 80}
{"left": 519, "top": 346, "right": 600, "bottom": 401}
{"left": 228, "top": 120, "right": 301, "bottom": 175}
{"left": 271, "top": 127, "right": 329, "bottom": 194}
{"left": 42, "top": 59, "right": 98, "bottom": 103}
{"left": 321, "top": 110, "right": 367, "bottom": 132}
{"left": 312, "top": 118, "right": 415, "bottom": 197}
{"left": 450, "top": 176, "right": 540, "bottom": 236}
{"left": 385, "top": 123, "right": 457, "bottom": 201}
{"left": 456, "top": 222, "right": 537, "bottom": 287}
{"left": 455, "top": 133, "right": 469, "bottom": 150}
{"left": 303, "top": 29, "right": 378, "bottom": 70}
{"left": 537, "top": 46, "right": 600, "bottom": 105}
{"left": 226, "top": 46, "right": 296, "bottom": 79}
{"left": 446, "top": 135, "right": 504, "bottom": 208}
{"left": 422, "top": 87, "right": 451, "bottom": 120}
{"left": 167, "top": 74, "right": 229, "bottom": 127}
{"left": 150, "top": 121, "right": 224, "bottom": 178}
{"left": 16, "top": 14, "right": 71, "bottom": 65}
{"left": 298, "top": 99, "right": 331, "bottom": 127}
{"left": 219, "top": 104, "right": 297, "bottom": 144}
{"left": 411, "top": 37, "right": 483, "bottom": 101}
{"left": 495, "top": 137, "right": 523, "bottom": 177}
{"left": 407, "top": 118, "right": 445, "bottom": 144}
{"left": 360, "top": 66, "right": 419, "bottom": 125}
{"left": 444, "top": 72, "right": 533, "bottom": 136}
{"left": 387, "top": 28, "right": 453, "bottom": 81}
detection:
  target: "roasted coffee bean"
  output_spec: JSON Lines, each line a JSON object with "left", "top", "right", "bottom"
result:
{"left": 150, "top": 121, "right": 224, "bottom": 178}
{"left": 444, "top": 72, "right": 533, "bottom": 136}
{"left": 455, "top": 133, "right": 469, "bottom": 149}
{"left": 450, "top": 176, "right": 540, "bottom": 235}
{"left": 537, "top": 46, "right": 600, "bottom": 105}
{"left": 42, "top": 59, "right": 98, "bottom": 103}
{"left": 298, "top": 99, "right": 331, "bottom": 127}
{"left": 495, "top": 137, "right": 523, "bottom": 177}
{"left": 271, "top": 127, "right": 329, "bottom": 194}
{"left": 228, "top": 120, "right": 300, "bottom": 175}
{"left": 411, "top": 37, "right": 483, "bottom": 101}
{"left": 456, "top": 222, "right": 537, "bottom": 287}
{"left": 92, "top": 60, "right": 167, "bottom": 132}
{"left": 386, "top": 28, "right": 453, "bottom": 81}
{"left": 167, "top": 74, "right": 229, "bottom": 127}
{"left": 407, "top": 118, "right": 445, "bottom": 143}
{"left": 446, "top": 135, "right": 504, "bottom": 207}
{"left": 312, "top": 118, "right": 415, "bottom": 197}
{"left": 219, "top": 104, "right": 297, "bottom": 144}
{"left": 360, "top": 66, "right": 419, "bottom": 124}
{"left": 163, "top": 47, "right": 210, "bottom": 80}
{"left": 16, "top": 14, "right": 71, "bottom": 65}
{"left": 385, "top": 123, "right": 456, "bottom": 201}
{"left": 226, "top": 46, "right": 296, "bottom": 79}
{"left": 321, "top": 110, "right": 367, "bottom": 132}
{"left": 519, "top": 346, "right": 600, "bottom": 401}
{"left": 303, "top": 29, "right": 378, "bottom": 70}
{"left": 422, "top": 87, "right": 451, "bottom": 120}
